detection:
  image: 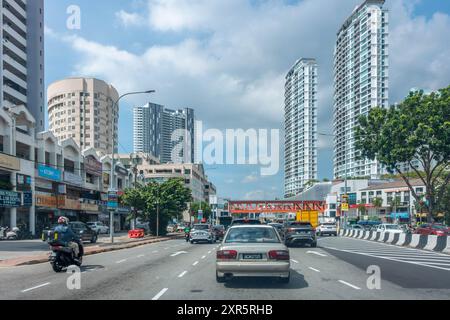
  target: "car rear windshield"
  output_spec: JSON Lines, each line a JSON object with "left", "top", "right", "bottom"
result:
{"left": 288, "top": 222, "right": 312, "bottom": 228}
{"left": 232, "top": 220, "right": 261, "bottom": 225}
{"left": 225, "top": 227, "right": 280, "bottom": 243}
{"left": 193, "top": 224, "right": 209, "bottom": 230}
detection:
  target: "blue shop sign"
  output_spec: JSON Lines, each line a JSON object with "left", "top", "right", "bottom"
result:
{"left": 38, "top": 164, "right": 61, "bottom": 181}
{"left": 0, "top": 190, "right": 22, "bottom": 207}
{"left": 23, "top": 191, "right": 33, "bottom": 207}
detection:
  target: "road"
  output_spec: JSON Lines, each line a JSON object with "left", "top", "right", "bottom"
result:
{"left": 1, "top": 236, "right": 450, "bottom": 300}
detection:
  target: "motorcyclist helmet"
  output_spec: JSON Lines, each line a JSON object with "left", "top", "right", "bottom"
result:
{"left": 58, "top": 216, "right": 69, "bottom": 225}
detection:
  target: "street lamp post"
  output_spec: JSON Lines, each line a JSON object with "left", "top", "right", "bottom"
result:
{"left": 109, "top": 90, "right": 155, "bottom": 244}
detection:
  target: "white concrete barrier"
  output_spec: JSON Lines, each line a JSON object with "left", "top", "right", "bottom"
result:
{"left": 444, "top": 237, "right": 450, "bottom": 254}
{"left": 386, "top": 232, "right": 396, "bottom": 244}
{"left": 370, "top": 232, "right": 377, "bottom": 241}
{"left": 409, "top": 234, "right": 421, "bottom": 248}
{"left": 364, "top": 231, "right": 372, "bottom": 240}
{"left": 424, "top": 235, "right": 438, "bottom": 251}
{"left": 397, "top": 233, "right": 406, "bottom": 246}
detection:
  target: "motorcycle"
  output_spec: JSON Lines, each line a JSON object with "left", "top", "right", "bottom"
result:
{"left": 0, "top": 227, "right": 19, "bottom": 240}
{"left": 46, "top": 231, "right": 84, "bottom": 272}
{"left": 185, "top": 231, "right": 190, "bottom": 242}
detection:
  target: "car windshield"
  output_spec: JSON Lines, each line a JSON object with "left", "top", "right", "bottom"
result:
{"left": 385, "top": 225, "right": 401, "bottom": 230}
{"left": 225, "top": 227, "right": 280, "bottom": 243}
{"left": 193, "top": 224, "right": 209, "bottom": 230}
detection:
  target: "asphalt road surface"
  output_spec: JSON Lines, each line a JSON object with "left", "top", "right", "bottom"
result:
{"left": 1, "top": 236, "right": 450, "bottom": 300}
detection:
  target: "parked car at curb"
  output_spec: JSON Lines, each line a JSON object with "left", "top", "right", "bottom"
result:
{"left": 87, "top": 221, "right": 109, "bottom": 234}
{"left": 216, "top": 225, "right": 290, "bottom": 283}
{"left": 69, "top": 222, "right": 98, "bottom": 243}
{"left": 283, "top": 221, "right": 317, "bottom": 247}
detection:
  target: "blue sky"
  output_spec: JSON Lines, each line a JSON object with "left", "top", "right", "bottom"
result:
{"left": 44, "top": 0, "right": 450, "bottom": 200}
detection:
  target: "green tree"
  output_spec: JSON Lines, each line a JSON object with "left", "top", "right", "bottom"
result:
{"left": 355, "top": 86, "right": 450, "bottom": 222}
{"left": 139, "top": 178, "right": 192, "bottom": 236}
{"left": 304, "top": 179, "right": 319, "bottom": 189}
{"left": 121, "top": 187, "right": 146, "bottom": 228}
{"left": 189, "top": 201, "right": 212, "bottom": 222}
{"left": 372, "top": 197, "right": 383, "bottom": 215}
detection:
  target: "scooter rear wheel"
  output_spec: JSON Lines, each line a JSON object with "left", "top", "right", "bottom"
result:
{"left": 51, "top": 262, "right": 63, "bottom": 272}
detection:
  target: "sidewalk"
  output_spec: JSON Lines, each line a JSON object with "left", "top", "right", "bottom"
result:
{"left": 0, "top": 233, "right": 183, "bottom": 267}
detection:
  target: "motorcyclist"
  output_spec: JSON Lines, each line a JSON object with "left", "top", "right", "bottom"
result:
{"left": 184, "top": 224, "right": 191, "bottom": 241}
{"left": 54, "top": 217, "right": 80, "bottom": 261}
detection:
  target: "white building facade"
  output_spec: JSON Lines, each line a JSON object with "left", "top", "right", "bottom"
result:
{"left": 284, "top": 58, "right": 318, "bottom": 198}
{"left": 1, "top": 0, "right": 45, "bottom": 132}
{"left": 333, "top": 0, "right": 389, "bottom": 179}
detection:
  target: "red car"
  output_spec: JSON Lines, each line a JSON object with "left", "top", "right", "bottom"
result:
{"left": 414, "top": 224, "right": 450, "bottom": 236}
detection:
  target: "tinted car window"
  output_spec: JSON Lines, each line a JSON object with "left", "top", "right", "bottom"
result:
{"left": 287, "top": 222, "right": 312, "bottom": 228}
{"left": 225, "top": 227, "right": 280, "bottom": 243}
{"left": 193, "top": 224, "right": 210, "bottom": 230}
{"left": 231, "top": 219, "right": 262, "bottom": 226}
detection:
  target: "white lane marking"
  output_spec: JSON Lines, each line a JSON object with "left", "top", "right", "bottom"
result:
{"left": 152, "top": 250, "right": 159, "bottom": 253}
{"left": 164, "top": 247, "right": 170, "bottom": 250}
{"left": 338, "top": 280, "right": 361, "bottom": 290}
{"left": 170, "top": 251, "right": 188, "bottom": 257}
{"left": 201, "top": 255, "right": 206, "bottom": 259}
{"left": 116, "top": 259, "right": 127, "bottom": 264}
{"left": 323, "top": 246, "right": 450, "bottom": 272}
{"left": 290, "top": 259, "right": 299, "bottom": 263}
{"left": 308, "top": 267, "right": 321, "bottom": 273}
{"left": 208, "top": 251, "right": 212, "bottom": 254}
{"left": 178, "top": 271, "right": 188, "bottom": 278}
{"left": 307, "top": 251, "right": 327, "bottom": 257}
{"left": 152, "top": 288, "right": 168, "bottom": 300}
{"left": 137, "top": 254, "right": 145, "bottom": 258}
{"left": 193, "top": 261, "right": 199, "bottom": 266}
{"left": 21, "top": 282, "right": 51, "bottom": 293}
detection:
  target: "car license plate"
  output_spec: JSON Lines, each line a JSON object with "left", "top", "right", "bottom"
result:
{"left": 242, "top": 254, "right": 262, "bottom": 260}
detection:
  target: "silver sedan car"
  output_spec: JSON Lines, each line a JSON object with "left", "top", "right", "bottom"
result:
{"left": 216, "top": 225, "right": 290, "bottom": 283}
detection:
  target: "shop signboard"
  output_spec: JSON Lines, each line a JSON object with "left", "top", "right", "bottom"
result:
{"left": 107, "top": 190, "right": 118, "bottom": 209}
{"left": 23, "top": 191, "right": 33, "bottom": 207}
{"left": 38, "top": 164, "right": 61, "bottom": 181}
{"left": 0, "top": 153, "right": 20, "bottom": 171}
{"left": 115, "top": 166, "right": 128, "bottom": 176}
{"left": 35, "top": 194, "right": 57, "bottom": 208}
{"left": 0, "top": 190, "right": 21, "bottom": 207}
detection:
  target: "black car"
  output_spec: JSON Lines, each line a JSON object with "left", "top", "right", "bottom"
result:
{"left": 283, "top": 221, "right": 317, "bottom": 247}
{"left": 230, "top": 219, "right": 262, "bottom": 226}
{"left": 212, "top": 225, "right": 226, "bottom": 240}
{"left": 69, "top": 222, "right": 98, "bottom": 243}
{"left": 268, "top": 223, "right": 284, "bottom": 238}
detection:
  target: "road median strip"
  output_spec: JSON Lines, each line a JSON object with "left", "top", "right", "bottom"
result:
{"left": 0, "top": 234, "right": 183, "bottom": 267}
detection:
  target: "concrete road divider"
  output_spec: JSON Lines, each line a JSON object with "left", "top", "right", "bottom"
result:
{"left": 340, "top": 229, "right": 450, "bottom": 254}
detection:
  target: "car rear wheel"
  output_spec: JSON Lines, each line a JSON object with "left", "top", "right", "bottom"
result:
{"left": 279, "top": 273, "right": 290, "bottom": 284}
{"left": 216, "top": 272, "right": 226, "bottom": 283}
{"left": 310, "top": 242, "right": 317, "bottom": 248}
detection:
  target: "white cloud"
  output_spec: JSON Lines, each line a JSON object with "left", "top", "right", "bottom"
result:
{"left": 242, "top": 174, "right": 258, "bottom": 184}
{"left": 115, "top": 10, "right": 146, "bottom": 27}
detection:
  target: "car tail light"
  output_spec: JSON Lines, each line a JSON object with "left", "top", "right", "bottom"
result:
{"left": 216, "top": 250, "right": 237, "bottom": 260}
{"left": 51, "top": 245, "right": 62, "bottom": 250}
{"left": 268, "top": 250, "right": 290, "bottom": 261}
